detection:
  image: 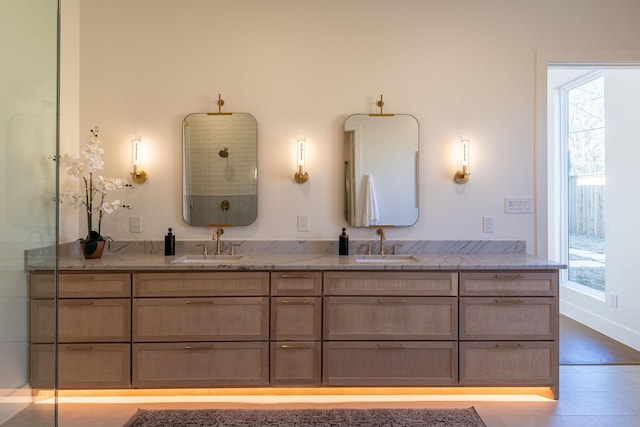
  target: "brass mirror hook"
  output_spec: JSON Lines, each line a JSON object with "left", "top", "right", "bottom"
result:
{"left": 370, "top": 94, "right": 394, "bottom": 117}
{"left": 217, "top": 93, "right": 224, "bottom": 113}
{"left": 207, "top": 93, "right": 232, "bottom": 116}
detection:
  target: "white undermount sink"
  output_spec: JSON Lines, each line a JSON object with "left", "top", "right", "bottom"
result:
{"left": 354, "top": 255, "right": 418, "bottom": 263}
{"left": 171, "top": 255, "right": 244, "bottom": 264}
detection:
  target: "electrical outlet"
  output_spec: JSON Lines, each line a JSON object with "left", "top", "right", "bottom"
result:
{"left": 129, "top": 216, "right": 142, "bottom": 233}
{"left": 297, "top": 215, "right": 309, "bottom": 232}
{"left": 483, "top": 216, "right": 494, "bottom": 233}
{"left": 606, "top": 293, "right": 619, "bottom": 308}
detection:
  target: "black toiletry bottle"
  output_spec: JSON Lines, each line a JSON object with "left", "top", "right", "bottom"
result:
{"left": 164, "top": 228, "right": 175, "bottom": 256}
{"left": 339, "top": 228, "right": 349, "bottom": 255}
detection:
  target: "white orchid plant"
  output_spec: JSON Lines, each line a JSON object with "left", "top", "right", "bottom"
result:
{"left": 54, "top": 127, "right": 132, "bottom": 255}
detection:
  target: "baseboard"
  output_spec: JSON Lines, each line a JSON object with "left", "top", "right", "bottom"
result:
{"left": 560, "top": 300, "right": 640, "bottom": 351}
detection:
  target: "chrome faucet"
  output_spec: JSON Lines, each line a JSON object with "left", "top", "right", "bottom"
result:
{"left": 376, "top": 228, "right": 386, "bottom": 255}
{"left": 212, "top": 227, "right": 224, "bottom": 255}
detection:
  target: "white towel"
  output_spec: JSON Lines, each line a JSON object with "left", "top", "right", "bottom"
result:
{"left": 361, "top": 174, "right": 379, "bottom": 226}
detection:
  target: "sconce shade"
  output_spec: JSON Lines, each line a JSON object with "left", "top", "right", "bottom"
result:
{"left": 454, "top": 136, "right": 470, "bottom": 184}
{"left": 131, "top": 135, "right": 148, "bottom": 183}
{"left": 294, "top": 137, "right": 309, "bottom": 183}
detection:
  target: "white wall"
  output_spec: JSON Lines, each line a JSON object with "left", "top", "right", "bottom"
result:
{"left": 60, "top": 0, "right": 640, "bottom": 252}
{"left": 606, "top": 70, "right": 640, "bottom": 332}
{"left": 603, "top": 70, "right": 640, "bottom": 349}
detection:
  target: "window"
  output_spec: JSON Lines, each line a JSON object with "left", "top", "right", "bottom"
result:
{"left": 563, "top": 75, "right": 606, "bottom": 293}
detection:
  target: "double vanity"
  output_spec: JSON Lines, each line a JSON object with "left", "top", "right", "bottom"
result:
{"left": 27, "top": 240, "right": 563, "bottom": 399}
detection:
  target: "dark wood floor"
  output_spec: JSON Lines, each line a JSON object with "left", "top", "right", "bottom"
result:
{"left": 560, "top": 315, "right": 640, "bottom": 364}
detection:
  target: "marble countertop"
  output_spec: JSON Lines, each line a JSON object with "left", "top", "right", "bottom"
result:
{"left": 25, "top": 240, "right": 566, "bottom": 271}
{"left": 28, "top": 252, "right": 565, "bottom": 272}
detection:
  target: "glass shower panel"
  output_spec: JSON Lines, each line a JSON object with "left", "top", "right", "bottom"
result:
{"left": 0, "top": 0, "right": 59, "bottom": 425}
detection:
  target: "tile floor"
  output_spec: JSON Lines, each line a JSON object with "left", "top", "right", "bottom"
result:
{"left": 2, "top": 364, "right": 640, "bottom": 426}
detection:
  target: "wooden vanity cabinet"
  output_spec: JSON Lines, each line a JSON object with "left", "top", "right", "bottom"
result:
{"left": 131, "top": 272, "right": 270, "bottom": 388}
{"left": 270, "top": 272, "right": 322, "bottom": 386}
{"left": 458, "top": 271, "right": 559, "bottom": 397}
{"left": 29, "top": 272, "right": 131, "bottom": 389}
{"left": 28, "top": 267, "right": 560, "bottom": 396}
{"left": 322, "top": 271, "right": 458, "bottom": 386}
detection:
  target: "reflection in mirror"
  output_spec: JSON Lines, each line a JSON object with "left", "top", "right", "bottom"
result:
{"left": 182, "top": 113, "right": 257, "bottom": 226}
{"left": 344, "top": 114, "right": 419, "bottom": 227}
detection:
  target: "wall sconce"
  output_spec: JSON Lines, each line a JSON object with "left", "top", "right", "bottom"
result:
{"left": 130, "top": 135, "right": 148, "bottom": 184}
{"left": 294, "top": 137, "right": 309, "bottom": 183}
{"left": 454, "top": 136, "right": 470, "bottom": 184}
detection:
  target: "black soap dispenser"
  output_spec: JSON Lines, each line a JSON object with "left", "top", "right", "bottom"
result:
{"left": 164, "top": 227, "right": 175, "bottom": 256}
{"left": 339, "top": 228, "right": 349, "bottom": 256}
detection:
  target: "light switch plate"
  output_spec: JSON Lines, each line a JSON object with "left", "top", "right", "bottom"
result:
{"left": 505, "top": 198, "right": 533, "bottom": 214}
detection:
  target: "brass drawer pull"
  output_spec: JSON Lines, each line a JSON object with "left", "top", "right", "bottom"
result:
{"left": 64, "top": 345, "right": 93, "bottom": 351}
{"left": 494, "top": 344, "right": 523, "bottom": 349}
{"left": 185, "top": 345, "right": 213, "bottom": 350}
{"left": 280, "top": 274, "right": 313, "bottom": 279}
{"left": 493, "top": 274, "right": 525, "bottom": 279}
{"left": 494, "top": 299, "right": 524, "bottom": 304}
{"left": 185, "top": 300, "right": 213, "bottom": 305}
{"left": 280, "top": 299, "right": 310, "bottom": 304}
{"left": 377, "top": 298, "right": 406, "bottom": 303}
{"left": 64, "top": 301, "right": 94, "bottom": 305}
{"left": 280, "top": 344, "right": 310, "bottom": 349}
{"left": 377, "top": 344, "right": 406, "bottom": 349}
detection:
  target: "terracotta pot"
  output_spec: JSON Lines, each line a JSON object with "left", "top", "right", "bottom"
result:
{"left": 81, "top": 240, "right": 106, "bottom": 259}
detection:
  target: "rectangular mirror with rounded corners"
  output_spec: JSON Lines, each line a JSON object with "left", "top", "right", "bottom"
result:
{"left": 344, "top": 114, "right": 419, "bottom": 227}
{"left": 182, "top": 113, "right": 258, "bottom": 226}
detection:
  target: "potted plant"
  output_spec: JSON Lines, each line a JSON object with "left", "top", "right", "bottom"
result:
{"left": 55, "top": 127, "right": 132, "bottom": 258}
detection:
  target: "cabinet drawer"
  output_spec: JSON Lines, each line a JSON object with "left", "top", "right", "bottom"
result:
{"left": 60, "top": 299, "right": 131, "bottom": 342}
{"left": 460, "top": 297, "right": 558, "bottom": 340}
{"left": 31, "top": 298, "right": 131, "bottom": 343}
{"left": 324, "top": 296, "right": 457, "bottom": 340}
{"left": 133, "top": 297, "right": 269, "bottom": 341}
{"left": 270, "top": 341, "right": 321, "bottom": 386}
{"left": 29, "top": 344, "right": 55, "bottom": 388}
{"left": 30, "top": 299, "right": 55, "bottom": 343}
{"left": 133, "top": 272, "right": 269, "bottom": 297}
{"left": 272, "top": 297, "right": 321, "bottom": 340}
{"left": 132, "top": 342, "right": 269, "bottom": 387}
{"left": 271, "top": 272, "right": 322, "bottom": 296}
{"left": 31, "top": 343, "right": 131, "bottom": 389}
{"left": 323, "top": 341, "right": 457, "bottom": 386}
{"left": 324, "top": 271, "right": 457, "bottom": 296}
{"left": 28, "top": 271, "right": 55, "bottom": 299}
{"left": 460, "top": 271, "right": 558, "bottom": 296}
{"left": 460, "top": 341, "right": 557, "bottom": 386}
{"left": 30, "top": 272, "right": 131, "bottom": 299}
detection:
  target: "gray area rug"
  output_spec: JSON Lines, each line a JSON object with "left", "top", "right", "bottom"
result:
{"left": 123, "top": 407, "right": 486, "bottom": 426}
